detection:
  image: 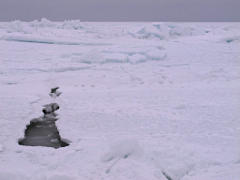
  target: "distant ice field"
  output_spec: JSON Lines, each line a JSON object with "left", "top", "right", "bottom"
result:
{"left": 0, "top": 20, "right": 240, "bottom": 180}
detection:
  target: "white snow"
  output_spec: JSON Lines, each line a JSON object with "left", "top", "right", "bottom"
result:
{"left": 0, "top": 20, "right": 240, "bottom": 180}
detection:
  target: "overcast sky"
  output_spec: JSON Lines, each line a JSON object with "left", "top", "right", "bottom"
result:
{"left": 0, "top": 0, "right": 239, "bottom": 21}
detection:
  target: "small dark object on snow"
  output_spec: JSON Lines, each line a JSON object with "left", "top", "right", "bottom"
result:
{"left": 42, "top": 103, "right": 59, "bottom": 114}
{"left": 18, "top": 87, "right": 69, "bottom": 148}
{"left": 51, "top": 87, "right": 59, "bottom": 93}
{"left": 49, "top": 86, "right": 62, "bottom": 98}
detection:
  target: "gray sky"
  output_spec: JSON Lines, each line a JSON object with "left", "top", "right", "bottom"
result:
{"left": 0, "top": 0, "right": 239, "bottom": 21}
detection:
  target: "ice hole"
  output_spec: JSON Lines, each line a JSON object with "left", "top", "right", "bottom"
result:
{"left": 18, "top": 116, "right": 70, "bottom": 148}
{"left": 18, "top": 117, "right": 70, "bottom": 148}
{"left": 18, "top": 88, "right": 70, "bottom": 149}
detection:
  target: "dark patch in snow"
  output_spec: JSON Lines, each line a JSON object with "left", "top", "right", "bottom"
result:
{"left": 226, "top": 39, "right": 234, "bottom": 43}
{"left": 162, "top": 171, "right": 173, "bottom": 180}
{"left": 222, "top": 36, "right": 240, "bottom": 43}
{"left": 18, "top": 88, "right": 70, "bottom": 149}
{"left": 4, "top": 82, "right": 17, "bottom": 85}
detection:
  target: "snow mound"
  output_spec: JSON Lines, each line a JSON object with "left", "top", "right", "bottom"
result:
{"left": 128, "top": 23, "right": 212, "bottom": 40}
{"left": 167, "top": 24, "right": 206, "bottom": 37}
{"left": 3, "top": 18, "right": 83, "bottom": 33}
{"left": 66, "top": 47, "right": 166, "bottom": 64}
{"left": 128, "top": 25, "right": 167, "bottom": 40}
{"left": 100, "top": 140, "right": 165, "bottom": 180}
{"left": 101, "top": 139, "right": 143, "bottom": 162}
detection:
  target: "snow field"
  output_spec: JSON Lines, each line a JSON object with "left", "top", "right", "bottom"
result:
{"left": 0, "top": 20, "right": 240, "bottom": 180}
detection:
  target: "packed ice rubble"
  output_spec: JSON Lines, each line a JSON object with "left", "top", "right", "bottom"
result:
{"left": 0, "top": 20, "right": 239, "bottom": 66}
{"left": 1, "top": 19, "right": 239, "bottom": 44}
{"left": 62, "top": 46, "right": 166, "bottom": 64}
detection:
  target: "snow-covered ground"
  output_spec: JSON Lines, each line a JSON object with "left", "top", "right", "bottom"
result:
{"left": 0, "top": 19, "right": 240, "bottom": 180}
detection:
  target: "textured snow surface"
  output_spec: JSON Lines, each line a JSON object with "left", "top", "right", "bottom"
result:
{"left": 0, "top": 20, "right": 240, "bottom": 180}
